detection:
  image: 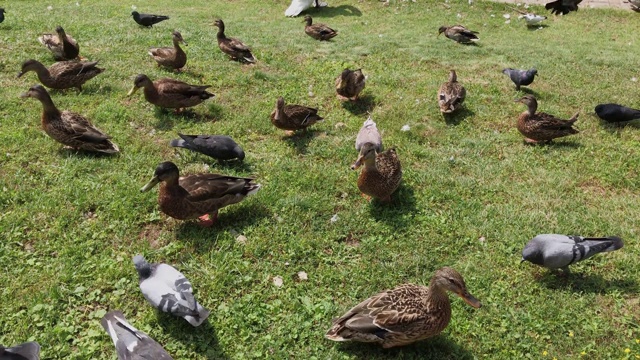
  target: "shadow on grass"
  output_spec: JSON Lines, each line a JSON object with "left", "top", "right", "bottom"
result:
{"left": 152, "top": 104, "right": 223, "bottom": 130}
{"left": 443, "top": 107, "right": 474, "bottom": 126}
{"left": 537, "top": 271, "right": 638, "bottom": 294}
{"left": 522, "top": 139, "right": 581, "bottom": 148}
{"left": 281, "top": 129, "right": 322, "bottom": 154}
{"left": 342, "top": 94, "right": 377, "bottom": 115}
{"left": 156, "top": 313, "right": 229, "bottom": 359}
{"left": 527, "top": 24, "right": 549, "bottom": 31}
{"left": 333, "top": 334, "right": 475, "bottom": 359}
{"left": 518, "top": 87, "right": 539, "bottom": 97}
{"left": 368, "top": 183, "right": 417, "bottom": 230}
{"left": 308, "top": 4, "right": 363, "bottom": 17}
{"left": 56, "top": 147, "right": 121, "bottom": 158}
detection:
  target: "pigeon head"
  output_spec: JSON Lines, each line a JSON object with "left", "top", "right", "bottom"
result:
{"left": 133, "top": 255, "right": 152, "bottom": 278}
{"left": 0, "top": 8, "right": 5, "bottom": 14}
{"left": 527, "top": 69, "right": 538, "bottom": 77}
{"left": 521, "top": 243, "right": 544, "bottom": 266}
{"left": 502, "top": 68, "right": 513, "bottom": 75}
{"left": 432, "top": 267, "right": 482, "bottom": 308}
{"left": 140, "top": 162, "right": 180, "bottom": 192}
{"left": 131, "top": 11, "right": 139, "bottom": 17}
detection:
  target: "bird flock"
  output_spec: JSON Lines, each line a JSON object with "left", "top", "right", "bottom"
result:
{"left": 0, "top": 0, "right": 635, "bottom": 358}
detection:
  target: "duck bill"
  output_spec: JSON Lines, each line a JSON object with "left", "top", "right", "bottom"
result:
{"left": 127, "top": 86, "right": 139, "bottom": 97}
{"left": 350, "top": 154, "right": 365, "bottom": 170}
{"left": 181, "top": 39, "right": 188, "bottom": 46}
{"left": 459, "top": 291, "right": 482, "bottom": 308}
{"left": 140, "top": 176, "right": 160, "bottom": 192}
{"left": 19, "top": 92, "right": 30, "bottom": 99}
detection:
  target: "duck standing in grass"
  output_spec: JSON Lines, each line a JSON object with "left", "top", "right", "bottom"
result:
{"left": 170, "top": 134, "right": 245, "bottom": 162}
{"left": 140, "top": 161, "right": 261, "bottom": 226}
{"left": 38, "top": 26, "right": 79, "bottom": 61}
{"left": 127, "top": 74, "right": 214, "bottom": 111}
{"left": 303, "top": 15, "right": 337, "bottom": 41}
{"left": 438, "top": 25, "right": 479, "bottom": 44}
{"left": 101, "top": 311, "right": 174, "bottom": 359}
{"left": 502, "top": 68, "right": 537, "bottom": 91}
{"left": 326, "top": 267, "right": 481, "bottom": 348}
{"left": 351, "top": 142, "right": 401, "bottom": 203}
{"left": 355, "top": 116, "right": 382, "bottom": 153}
{"left": 0, "top": 341, "right": 40, "bottom": 360}
{"left": 131, "top": 11, "right": 170, "bottom": 27}
{"left": 149, "top": 31, "right": 187, "bottom": 71}
{"left": 213, "top": 19, "right": 256, "bottom": 63}
{"left": 21, "top": 85, "right": 119, "bottom": 154}
{"left": 515, "top": 94, "right": 578, "bottom": 143}
{"left": 18, "top": 59, "right": 104, "bottom": 92}
{"left": 336, "top": 69, "right": 365, "bottom": 101}
{"left": 270, "top": 97, "right": 324, "bottom": 133}
{"left": 437, "top": 70, "right": 466, "bottom": 114}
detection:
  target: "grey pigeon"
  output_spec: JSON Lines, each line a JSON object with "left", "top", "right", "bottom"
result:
{"left": 131, "top": 11, "right": 170, "bottom": 27}
{"left": 522, "top": 234, "right": 624, "bottom": 272}
{"left": 170, "top": 134, "right": 245, "bottom": 161}
{"left": 0, "top": 8, "right": 5, "bottom": 24}
{"left": 595, "top": 104, "right": 640, "bottom": 123}
{"left": 0, "top": 342, "right": 40, "bottom": 360}
{"left": 545, "top": 0, "right": 582, "bottom": 14}
{"left": 355, "top": 116, "right": 382, "bottom": 153}
{"left": 133, "top": 255, "right": 210, "bottom": 326}
{"left": 502, "top": 68, "right": 537, "bottom": 91}
{"left": 100, "top": 310, "right": 173, "bottom": 360}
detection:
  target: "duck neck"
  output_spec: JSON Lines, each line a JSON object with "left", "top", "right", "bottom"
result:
{"left": 305, "top": 17, "right": 312, "bottom": 26}
{"left": 31, "top": 63, "right": 53, "bottom": 83}
{"left": 142, "top": 81, "right": 159, "bottom": 101}
{"left": 362, "top": 156, "right": 378, "bottom": 171}
{"left": 173, "top": 38, "right": 182, "bottom": 51}
{"left": 216, "top": 24, "right": 226, "bottom": 39}
{"left": 37, "top": 91, "right": 61, "bottom": 118}
{"left": 426, "top": 279, "right": 450, "bottom": 305}
{"left": 526, "top": 101, "right": 537, "bottom": 115}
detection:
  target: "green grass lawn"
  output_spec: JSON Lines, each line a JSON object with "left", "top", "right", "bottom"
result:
{"left": 1, "top": 0, "right": 639, "bottom": 359}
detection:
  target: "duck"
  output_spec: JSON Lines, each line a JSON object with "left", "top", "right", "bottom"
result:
{"left": 303, "top": 15, "right": 337, "bottom": 41}
{"left": 148, "top": 31, "right": 187, "bottom": 71}
{"left": 170, "top": 134, "right": 245, "bottom": 162}
{"left": 213, "top": 19, "right": 256, "bottom": 63}
{"left": 140, "top": 161, "right": 261, "bottom": 226}
{"left": 437, "top": 70, "right": 466, "bottom": 114}
{"left": 351, "top": 142, "right": 402, "bottom": 203}
{"left": 325, "top": 267, "right": 482, "bottom": 348}
{"left": 355, "top": 116, "right": 382, "bottom": 153}
{"left": 270, "top": 97, "right": 324, "bottom": 132}
{"left": 285, "top": 0, "right": 328, "bottom": 17}
{"left": 17, "top": 59, "right": 104, "bottom": 92}
{"left": 38, "top": 26, "right": 79, "bottom": 61}
{"left": 515, "top": 95, "right": 579, "bottom": 143}
{"left": 20, "top": 85, "right": 119, "bottom": 153}
{"left": 438, "top": 25, "right": 479, "bottom": 44}
{"left": 127, "top": 74, "right": 214, "bottom": 110}
{"left": 336, "top": 69, "right": 365, "bottom": 101}
{"left": 132, "top": 11, "right": 170, "bottom": 27}
{"left": 101, "top": 311, "right": 174, "bottom": 360}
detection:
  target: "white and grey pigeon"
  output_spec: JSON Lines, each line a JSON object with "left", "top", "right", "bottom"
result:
{"left": 502, "top": 68, "right": 538, "bottom": 91}
{"left": 0, "top": 341, "right": 40, "bottom": 360}
{"left": 285, "top": 0, "right": 328, "bottom": 17}
{"left": 518, "top": 13, "right": 547, "bottom": 26}
{"left": 100, "top": 310, "right": 174, "bottom": 360}
{"left": 355, "top": 116, "right": 382, "bottom": 153}
{"left": 133, "top": 255, "right": 210, "bottom": 327}
{"left": 521, "top": 234, "right": 624, "bottom": 272}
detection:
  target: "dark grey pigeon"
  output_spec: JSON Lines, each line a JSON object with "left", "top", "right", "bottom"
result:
{"left": 133, "top": 255, "right": 210, "bottom": 326}
{"left": 131, "top": 11, "right": 170, "bottom": 27}
{"left": 100, "top": 310, "right": 173, "bottom": 360}
{"left": 545, "top": 0, "right": 582, "bottom": 14}
{"left": 0, "top": 9, "right": 5, "bottom": 24}
{"left": 170, "top": 134, "right": 245, "bottom": 161}
{"left": 595, "top": 104, "right": 640, "bottom": 123}
{"left": 522, "top": 234, "right": 624, "bottom": 273}
{"left": 502, "top": 68, "right": 537, "bottom": 91}
{"left": 0, "top": 341, "right": 40, "bottom": 360}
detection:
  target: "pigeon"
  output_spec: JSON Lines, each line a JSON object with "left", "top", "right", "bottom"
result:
{"left": 545, "top": 0, "right": 582, "bottom": 15}
{"left": 133, "top": 255, "right": 210, "bottom": 326}
{"left": 0, "top": 8, "right": 5, "bottom": 24}
{"left": 131, "top": 11, "right": 170, "bottom": 27}
{"left": 519, "top": 13, "right": 547, "bottom": 26}
{"left": 522, "top": 234, "right": 624, "bottom": 273}
{"left": 100, "top": 310, "right": 174, "bottom": 360}
{"left": 170, "top": 134, "right": 245, "bottom": 161}
{"left": 594, "top": 104, "right": 640, "bottom": 123}
{"left": 0, "top": 342, "right": 40, "bottom": 360}
{"left": 355, "top": 116, "right": 382, "bottom": 153}
{"left": 285, "top": 0, "right": 328, "bottom": 17}
{"left": 502, "top": 68, "right": 537, "bottom": 91}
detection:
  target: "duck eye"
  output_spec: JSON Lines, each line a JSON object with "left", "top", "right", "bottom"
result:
{"left": 448, "top": 279, "right": 456, "bottom": 285}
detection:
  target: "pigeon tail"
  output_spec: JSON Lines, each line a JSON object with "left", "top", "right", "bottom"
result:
{"left": 184, "top": 305, "right": 211, "bottom": 326}
{"left": 170, "top": 139, "right": 186, "bottom": 148}
{"left": 582, "top": 236, "right": 624, "bottom": 252}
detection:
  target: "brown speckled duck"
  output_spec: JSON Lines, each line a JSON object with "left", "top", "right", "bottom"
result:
{"left": 148, "top": 31, "right": 187, "bottom": 71}
{"left": 140, "top": 162, "right": 261, "bottom": 226}
{"left": 515, "top": 94, "right": 579, "bottom": 143}
{"left": 20, "top": 85, "right": 119, "bottom": 153}
{"left": 270, "top": 97, "right": 324, "bottom": 132}
{"left": 38, "top": 26, "right": 79, "bottom": 61}
{"left": 213, "top": 19, "right": 256, "bottom": 63}
{"left": 336, "top": 69, "right": 365, "bottom": 101}
{"left": 438, "top": 70, "right": 466, "bottom": 114}
{"left": 438, "top": 25, "right": 479, "bottom": 44}
{"left": 18, "top": 59, "right": 103, "bottom": 91}
{"left": 325, "top": 267, "right": 482, "bottom": 348}
{"left": 127, "top": 74, "right": 214, "bottom": 110}
{"left": 304, "top": 15, "right": 338, "bottom": 41}
{"left": 351, "top": 142, "right": 402, "bottom": 203}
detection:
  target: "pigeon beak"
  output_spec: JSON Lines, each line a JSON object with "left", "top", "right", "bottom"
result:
{"left": 520, "top": 257, "right": 526, "bottom": 264}
{"left": 458, "top": 290, "right": 482, "bottom": 308}
{"left": 127, "top": 86, "right": 139, "bottom": 97}
{"left": 140, "top": 176, "right": 160, "bottom": 192}
{"left": 17, "top": 72, "right": 24, "bottom": 78}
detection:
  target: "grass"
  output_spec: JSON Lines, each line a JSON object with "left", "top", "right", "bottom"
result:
{"left": 0, "top": 0, "right": 639, "bottom": 359}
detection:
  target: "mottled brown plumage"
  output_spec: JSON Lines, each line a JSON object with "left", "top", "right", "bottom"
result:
{"left": 38, "top": 26, "right": 79, "bottom": 60}
{"left": 213, "top": 19, "right": 256, "bottom": 63}
{"left": 304, "top": 15, "right": 338, "bottom": 41}
{"left": 270, "top": 97, "right": 324, "bottom": 131}
{"left": 336, "top": 69, "right": 365, "bottom": 101}
{"left": 351, "top": 142, "right": 402, "bottom": 203}
{"left": 438, "top": 25, "right": 479, "bottom": 44}
{"left": 438, "top": 70, "right": 466, "bottom": 114}
{"left": 20, "top": 85, "right": 119, "bottom": 153}
{"left": 326, "top": 267, "right": 481, "bottom": 348}
{"left": 515, "top": 95, "right": 579, "bottom": 143}
{"left": 17, "top": 59, "right": 103, "bottom": 91}
{"left": 149, "top": 31, "right": 187, "bottom": 70}
{"left": 127, "top": 74, "right": 214, "bottom": 110}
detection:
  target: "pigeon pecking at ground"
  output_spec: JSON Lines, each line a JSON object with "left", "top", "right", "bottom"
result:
{"left": 502, "top": 68, "right": 537, "bottom": 91}
{"left": 355, "top": 116, "right": 382, "bottom": 153}
{"left": 131, "top": 11, "right": 170, "bottom": 27}
{"left": 100, "top": 310, "right": 174, "bottom": 360}
{"left": 133, "top": 255, "right": 210, "bottom": 326}
{"left": 521, "top": 234, "right": 624, "bottom": 273}
{"left": 170, "top": 134, "right": 245, "bottom": 161}
{"left": 545, "top": 0, "right": 582, "bottom": 15}
{"left": 595, "top": 104, "right": 640, "bottom": 123}
{"left": 0, "top": 341, "right": 40, "bottom": 360}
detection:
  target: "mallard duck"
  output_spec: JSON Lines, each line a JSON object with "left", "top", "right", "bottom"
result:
{"left": 438, "top": 70, "right": 466, "bottom": 114}
{"left": 38, "top": 26, "right": 80, "bottom": 61}
{"left": 355, "top": 116, "right": 382, "bottom": 153}
{"left": 127, "top": 74, "right": 214, "bottom": 110}
{"left": 270, "top": 97, "right": 324, "bottom": 132}
{"left": 170, "top": 134, "right": 245, "bottom": 161}
{"left": 326, "top": 267, "right": 482, "bottom": 348}
{"left": 140, "top": 161, "right": 261, "bottom": 226}
{"left": 438, "top": 25, "right": 479, "bottom": 44}
{"left": 17, "top": 59, "right": 104, "bottom": 91}
{"left": 213, "top": 19, "right": 256, "bottom": 63}
{"left": 515, "top": 95, "right": 579, "bottom": 143}
{"left": 285, "top": 0, "right": 328, "bottom": 17}
{"left": 336, "top": 69, "right": 365, "bottom": 101}
{"left": 149, "top": 31, "right": 187, "bottom": 71}
{"left": 304, "top": 15, "right": 337, "bottom": 41}
{"left": 132, "top": 11, "right": 170, "bottom": 27}
{"left": 20, "top": 85, "right": 119, "bottom": 153}
{"left": 351, "top": 142, "right": 402, "bottom": 203}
